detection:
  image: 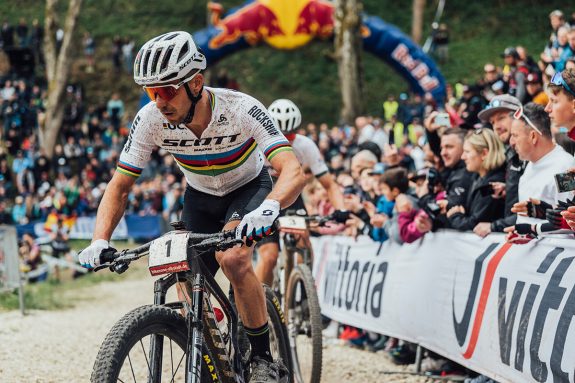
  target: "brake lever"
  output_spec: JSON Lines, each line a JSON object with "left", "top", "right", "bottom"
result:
{"left": 93, "top": 264, "right": 110, "bottom": 273}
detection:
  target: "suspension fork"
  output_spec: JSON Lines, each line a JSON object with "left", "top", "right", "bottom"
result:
{"left": 148, "top": 273, "right": 177, "bottom": 383}
{"left": 185, "top": 271, "right": 206, "bottom": 383}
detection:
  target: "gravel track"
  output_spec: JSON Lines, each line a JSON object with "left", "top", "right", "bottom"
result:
{"left": 0, "top": 275, "right": 430, "bottom": 383}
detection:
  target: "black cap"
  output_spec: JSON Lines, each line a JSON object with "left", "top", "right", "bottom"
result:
{"left": 501, "top": 47, "right": 519, "bottom": 59}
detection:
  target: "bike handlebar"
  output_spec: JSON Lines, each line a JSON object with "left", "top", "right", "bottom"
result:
{"left": 94, "top": 230, "right": 240, "bottom": 273}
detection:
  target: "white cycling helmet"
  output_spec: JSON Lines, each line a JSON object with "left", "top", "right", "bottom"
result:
{"left": 268, "top": 99, "right": 302, "bottom": 134}
{"left": 134, "top": 31, "right": 207, "bottom": 86}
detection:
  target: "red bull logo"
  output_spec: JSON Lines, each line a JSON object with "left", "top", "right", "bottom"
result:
{"left": 208, "top": 0, "right": 338, "bottom": 50}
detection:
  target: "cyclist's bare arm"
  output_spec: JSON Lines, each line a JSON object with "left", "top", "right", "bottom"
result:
{"left": 267, "top": 151, "right": 305, "bottom": 208}
{"left": 92, "top": 172, "right": 137, "bottom": 241}
{"left": 317, "top": 172, "right": 345, "bottom": 210}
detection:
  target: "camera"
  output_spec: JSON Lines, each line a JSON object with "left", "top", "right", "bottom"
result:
{"left": 426, "top": 168, "right": 440, "bottom": 195}
{"left": 343, "top": 185, "right": 357, "bottom": 195}
{"left": 421, "top": 201, "right": 441, "bottom": 221}
{"left": 554, "top": 172, "right": 575, "bottom": 193}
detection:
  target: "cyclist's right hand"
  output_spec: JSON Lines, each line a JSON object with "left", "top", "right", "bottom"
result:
{"left": 79, "top": 239, "right": 115, "bottom": 269}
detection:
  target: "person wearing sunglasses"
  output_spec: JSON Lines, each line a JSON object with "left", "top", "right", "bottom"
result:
{"left": 546, "top": 68, "right": 575, "bottom": 231}
{"left": 505, "top": 103, "right": 575, "bottom": 231}
{"left": 474, "top": 94, "right": 526, "bottom": 238}
{"left": 445, "top": 128, "right": 506, "bottom": 232}
{"left": 79, "top": 31, "right": 305, "bottom": 382}
{"left": 545, "top": 68, "right": 575, "bottom": 139}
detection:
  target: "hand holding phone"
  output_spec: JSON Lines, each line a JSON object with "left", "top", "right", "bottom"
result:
{"left": 434, "top": 112, "right": 451, "bottom": 128}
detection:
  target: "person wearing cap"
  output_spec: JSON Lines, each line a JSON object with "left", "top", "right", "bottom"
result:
{"left": 501, "top": 46, "right": 529, "bottom": 103}
{"left": 473, "top": 94, "right": 527, "bottom": 237}
{"left": 526, "top": 73, "right": 549, "bottom": 106}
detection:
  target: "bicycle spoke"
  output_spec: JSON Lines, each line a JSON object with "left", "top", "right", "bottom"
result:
{"left": 139, "top": 339, "right": 153, "bottom": 379}
{"left": 170, "top": 339, "right": 174, "bottom": 381}
{"left": 170, "top": 351, "right": 186, "bottom": 383}
{"left": 127, "top": 353, "right": 135, "bottom": 383}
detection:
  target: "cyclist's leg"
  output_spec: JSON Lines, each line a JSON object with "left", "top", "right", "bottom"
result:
{"left": 217, "top": 170, "right": 276, "bottom": 364}
{"left": 254, "top": 234, "right": 280, "bottom": 286}
{"left": 178, "top": 185, "right": 230, "bottom": 305}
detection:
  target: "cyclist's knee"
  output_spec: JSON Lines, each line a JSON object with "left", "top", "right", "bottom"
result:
{"left": 217, "top": 246, "right": 252, "bottom": 282}
{"left": 258, "top": 243, "right": 279, "bottom": 266}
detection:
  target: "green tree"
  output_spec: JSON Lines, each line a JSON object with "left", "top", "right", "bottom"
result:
{"left": 42, "top": 0, "right": 82, "bottom": 158}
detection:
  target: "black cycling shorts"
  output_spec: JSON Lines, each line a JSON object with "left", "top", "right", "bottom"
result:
{"left": 182, "top": 169, "right": 273, "bottom": 275}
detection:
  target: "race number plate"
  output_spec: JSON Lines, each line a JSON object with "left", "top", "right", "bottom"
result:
{"left": 277, "top": 216, "right": 307, "bottom": 234}
{"left": 148, "top": 232, "right": 190, "bottom": 276}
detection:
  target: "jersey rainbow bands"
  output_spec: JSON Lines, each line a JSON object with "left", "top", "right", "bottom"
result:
{"left": 117, "top": 87, "right": 292, "bottom": 196}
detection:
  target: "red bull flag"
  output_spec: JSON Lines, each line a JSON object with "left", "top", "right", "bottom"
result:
{"left": 191, "top": 0, "right": 447, "bottom": 105}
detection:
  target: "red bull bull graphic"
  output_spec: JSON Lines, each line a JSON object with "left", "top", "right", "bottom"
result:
{"left": 208, "top": 0, "right": 335, "bottom": 50}
{"left": 192, "top": 0, "right": 446, "bottom": 104}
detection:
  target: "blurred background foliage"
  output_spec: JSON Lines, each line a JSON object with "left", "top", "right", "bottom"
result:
{"left": 0, "top": 0, "right": 568, "bottom": 124}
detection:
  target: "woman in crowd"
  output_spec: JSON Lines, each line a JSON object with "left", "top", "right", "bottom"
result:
{"left": 446, "top": 128, "right": 506, "bottom": 230}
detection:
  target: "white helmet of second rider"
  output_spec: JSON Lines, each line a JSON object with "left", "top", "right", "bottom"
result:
{"left": 133, "top": 31, "right": 207, "bottom": 86}
{"left": 268, "top": 99, "right": 302, "bottom": 134}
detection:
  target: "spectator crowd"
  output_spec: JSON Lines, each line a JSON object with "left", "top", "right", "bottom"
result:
{"left": 2, "top": 8, "right": 575, "bottom": 383}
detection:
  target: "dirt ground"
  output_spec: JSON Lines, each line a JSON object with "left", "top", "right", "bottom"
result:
{"left": 0, "top": 274, "right": 437, "bottom": 382}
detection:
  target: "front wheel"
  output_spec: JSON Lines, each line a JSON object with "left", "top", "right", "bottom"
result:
{"left": 285, "top": 264, "right": 322, "bottom": 383}
{"left": 91, "top": 305, "right": 215, "bottom": 382}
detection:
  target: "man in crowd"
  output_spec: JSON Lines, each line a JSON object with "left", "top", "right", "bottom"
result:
{"left": 424, "top": 118, "right": 474, "bottom": 213}
{"left": 506, "top": 103, "right": 575, "bottom": 230}
{"left": 473, "top": 95, "right": 526, "bottom": 237}
{"left": 501, "top": 47, "right": 528, "bottom": 103}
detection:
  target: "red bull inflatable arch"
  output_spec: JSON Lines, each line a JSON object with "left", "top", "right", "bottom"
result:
{"left": 193, "top": 0, "right": 447, "bottom": 104}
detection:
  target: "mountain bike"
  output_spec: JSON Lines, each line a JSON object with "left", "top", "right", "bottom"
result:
{"left": 90, "top": 222, "right": 292, "bottom": 383}
{"left": 274, "top": 212, "right": 334, "bottom": 383}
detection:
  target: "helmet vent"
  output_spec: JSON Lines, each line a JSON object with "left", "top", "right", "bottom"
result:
{"left": 164, "top": 33, "right": 179, "bottom": 41}
{"left": 153, "top": 33, "right": 167, "bottom": 42}
{"left": 142, "top": 49, "right": 152, "bottom": 76}
{"left": 159, "top": 45, "right": 174, "bottom": 74}
{"left": 178, "top": 41, "right": 189, "bottom": 62}
{"left": 151, "top": 48, "right": 163, "bottom": 76}
{"left": 161, "top": 72, "right": 178, "bottom": 82}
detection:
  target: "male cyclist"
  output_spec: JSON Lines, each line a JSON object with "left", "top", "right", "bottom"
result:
{"left": 79, "top": 32, "right": 305, "bottom": 382}
{"left": 254, "top": 99, "right": 348, "bottom": 286}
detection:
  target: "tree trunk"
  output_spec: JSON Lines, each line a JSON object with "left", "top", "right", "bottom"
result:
{"left": 334, "top": 0, "right": 364, "bottom": 125}
{"left": 411, "top": 0, "right": 426, "bottom": 44}
{"left": 42, "top": 0, "right": 82, "bottom": 158}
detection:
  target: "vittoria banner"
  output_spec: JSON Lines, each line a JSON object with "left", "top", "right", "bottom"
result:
{"left": 312, "top": 232, "right": 575, "bottom": 383}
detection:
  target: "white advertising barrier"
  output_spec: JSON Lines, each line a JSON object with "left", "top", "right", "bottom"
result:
{"left": 312, "top": 231, "right": 575, "bottom": 383}
{"left": 0, "top": 225, "right": 20, "bottom": 290}
{"left": 68, "top": 216, "right": 128, "bottom": 240}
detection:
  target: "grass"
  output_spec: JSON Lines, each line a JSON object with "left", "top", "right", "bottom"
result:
{"left": 0, "top": 239, "right": 146, "bottom": 311}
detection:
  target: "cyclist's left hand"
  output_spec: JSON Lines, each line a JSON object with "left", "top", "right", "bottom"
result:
{"left": 236, "top": 199, "right": 280, "bottom": 246}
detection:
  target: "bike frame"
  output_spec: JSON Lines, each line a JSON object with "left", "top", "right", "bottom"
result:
{"left": 279, "top": 231, "right": 313, "bottom": 313}
{"left": 147, "top": 249, "right": 244, "bottom": 383}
